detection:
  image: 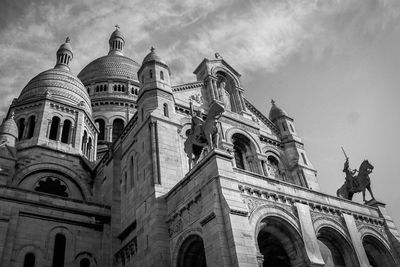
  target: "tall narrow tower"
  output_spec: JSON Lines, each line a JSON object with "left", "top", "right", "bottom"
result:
{"left": 269, "top": 100, "right": 320, "bottom": 190}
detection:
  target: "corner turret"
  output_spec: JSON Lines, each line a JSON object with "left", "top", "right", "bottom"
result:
{"left": 269, "top": 99, "right": 320, "bottom": 190}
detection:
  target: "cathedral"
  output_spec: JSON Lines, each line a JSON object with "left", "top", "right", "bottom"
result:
{"left": 0, "top": 27, "right": 399, "bottom": 267}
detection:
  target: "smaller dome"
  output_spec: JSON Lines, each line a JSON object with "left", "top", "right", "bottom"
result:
{"left": 0, "top": 113, "right": 18, "bottom": 138}
{"left": 58, "top": 37, "right": 73, "bottom": 53}
{"left": 110, "top": 29, "right": 124, "bottom": 40}
{"left": 142, "top": 47, "right": 166, "bottom": 65}
{"left": 269, "top": 100, "right": 289, "bottom": 121}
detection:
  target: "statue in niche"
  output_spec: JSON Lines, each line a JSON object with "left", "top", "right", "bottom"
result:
{"left": 217, "top": 79, "right": 231, "bottom": 110}
{"left": 336, "top": 147, "right": 375, "bottom": 202}
{"left": 184, "top": 101, "right": 225, "bottom": 169}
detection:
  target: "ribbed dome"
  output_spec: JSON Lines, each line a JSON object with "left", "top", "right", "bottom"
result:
{"left": 110, "top": 29, "right": 124, "bottom": 40}
{"left": 18, "top": 68, "right": 92, "bottom": 114}
{"left": 269, "top": 100, "right": 289, "bottom": 121}
{"left": 78, "top": 54, "right": 140, "bottom": 84}
{"left": 142, "top": 47, "right": 166, "bottom": 65}
{"left": 0, "top": 115, "right": 18, "bottom": 138}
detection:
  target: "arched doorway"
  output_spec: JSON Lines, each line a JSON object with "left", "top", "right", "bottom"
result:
{"left": 317, "top": 227, "right": 358, "bottom": 267}
{"left": 257, "top": 216, "right": 306, "bottom": 267}
{"left": 177, "top": 235, "right": 207, "bottom": 267}
{"left": 363, "top": 235, "right": 396, "bottom": 267}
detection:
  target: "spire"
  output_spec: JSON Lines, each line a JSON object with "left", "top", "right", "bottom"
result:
{"left": 109, "top": 25, "right": 125, "bottom": 55}
{"left": 55, "top": 37, "right": 73, "bottom": 71}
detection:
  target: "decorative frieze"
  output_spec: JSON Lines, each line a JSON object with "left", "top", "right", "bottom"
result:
{"left": 114, "top": 236, "right": 138, "bottom": 265}
{"left": 167, "top": 193, "right": 202, "bottom": 238}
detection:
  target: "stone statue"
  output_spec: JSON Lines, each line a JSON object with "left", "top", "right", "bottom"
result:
{"left": 336, "top": 148, "right": 375, "bottom": 202}
{"left": 184, "top": 101, "right": 225, "bottom": 169}
{"left": 217, "top": 80, "right": 231, "bottom": 110}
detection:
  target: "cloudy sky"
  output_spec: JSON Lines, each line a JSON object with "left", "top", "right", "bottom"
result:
{"left": 1, "top": 0, "right": 400, "bottom": 224}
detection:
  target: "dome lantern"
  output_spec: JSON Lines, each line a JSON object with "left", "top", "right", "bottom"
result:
{"left": 108, "top": 25, "right": 125, "bottom": 56}
{"left": 55, "top": 37, "right": 73, "bottom": 71}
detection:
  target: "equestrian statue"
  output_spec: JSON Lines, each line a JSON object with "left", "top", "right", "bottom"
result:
{"left": 184, "top": 101, "right": 225, "bottom": 169}
{"left": 336, "top": 147, "right": 375, "bottom": 202}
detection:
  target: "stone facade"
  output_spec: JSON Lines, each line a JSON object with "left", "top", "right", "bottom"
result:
{"left": 0, "top": 27, "right": 399, "bottom": 267}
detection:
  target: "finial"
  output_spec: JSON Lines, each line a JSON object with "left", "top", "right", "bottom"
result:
{"left": 151, "top": 46, "right": 155, "bottom": 52}
{"left": 215, "top": 52, "right": 222, "bottom": 59}
{"left": 271, "top": 99, "right": 275, "bottom": 105}
{"left": 115, "top": 24, "right": 120, "bottom": 30}
{"left": 65, "top": 37, "right": 70, "bottom": 43}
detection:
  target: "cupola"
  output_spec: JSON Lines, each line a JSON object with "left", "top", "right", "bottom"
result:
{"left": 108, "top": 25, "right": 125, "bottom": 56}
{"left": 269, "top": 99, "right": 289, "bottom": 122}
{"left": 55, "top": 37, "right": 73, "bottom": 71}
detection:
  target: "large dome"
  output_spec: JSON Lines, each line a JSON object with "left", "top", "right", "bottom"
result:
{"left": 78, "top": 54, "right": 140, "bottom": 84}
{"left": 18, "top": 68, "right": 92, "bottom": 114}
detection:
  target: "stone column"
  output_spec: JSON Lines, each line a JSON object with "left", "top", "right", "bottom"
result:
{"left": 46, "top": 120, "right": 52, "bottom": 138}
{"left": 295, "top": 203, "right": 325, "bottom": 266}
{"left": 68, "top": 126, "right": 74, "bottom": 145}
{"left": 343, "top": 213, "right": 371, "bottom": 267}
{"left": 57, "top": 123, "right": 63, "bottom": 141}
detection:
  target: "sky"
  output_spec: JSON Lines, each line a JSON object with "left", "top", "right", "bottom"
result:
{"left": 0, "top": 0, "right": 400, "bottom": 225}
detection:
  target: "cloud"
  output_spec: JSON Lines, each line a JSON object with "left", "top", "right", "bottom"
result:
{"left": 0, "top": 0, "right": 399, "bottom": 119}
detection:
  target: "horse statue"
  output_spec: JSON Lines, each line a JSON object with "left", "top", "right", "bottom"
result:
{"left": 184, "top": 101, "right": 225, "bottom": 169}
{"left": 336, "top": 158, "right": 375, "bottom": 202}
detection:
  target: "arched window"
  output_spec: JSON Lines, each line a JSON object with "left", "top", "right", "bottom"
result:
{"left": 113, "top": 85, "right": 117, "bottom": 91}
{"left": 81, "top": 131, "right": 87, "bottom": 152}
{"left": 18, "top": 118, "right": 25, "bottom": 140}
{"left": 95, "top": 119, "right": 105, "bottom": 141}
{"left": 232, "top": 133, "right": 261, "bottom": 174}
{"left": 177, "top": 235, "right": 207, "bottom": 267}
{"left": 35, "top": 177, "right": 68, "bottom": 197}
{"left": 49, "top": 117, "right": 60, "bottom": 141}
{"left": 95, "top": 86, "right": 99, "bottom": 92}
{"left": 87, "top": 137, "right": 92, "bottom": 158}
{"left": 61, "top": 120, "right": 71, "bottom": 144}
{"left": 27, "top": 116, "right": 35, "bottom": 139}
{"left": 233, "top": 143, "right": 245, "bottom": 170}
{"left": 23, "top": 253, "right": 36, "bottom": 267}
{"left": 112, "top": 119, "right": 124, "bottom": 141}
{"left": 149, "top": 69, "right": 153, "bottom": 79}
{"left": 122, "top": 85, "right": 125, "bottom": 92}
{"left": 52, "top": 234, "right": 66, "bottom": 267}
{"left": 160, "top": 71, "right": 164, "bottom": 80}
{"left": 267, "top": 155, "right": 280, "bottom": 178}
{"left": 163, "top": 103, "right": 169, "bottom": 117}
{"left": 80, "top": 258, "right": 90, "bottom": 267}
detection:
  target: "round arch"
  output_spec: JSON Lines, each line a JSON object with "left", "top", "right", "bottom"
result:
{"left": 255, "top": 214, "right": 306, "bottom": 267}
{"left": 172, "top": 228, "right": 203, "bottom": 267}
{"left": 210, "top": 66, "right": 240, "bottom": 87}
{"left": 225, "top": 127, "right": 261, "bottom": 153}
{"left": 15, "top": 244, "right": 45, "bottom": 267}
{"left": 74, "top": 251, "right": 97, "bottom": 267}
{"left": 362, "top": 234, "right": 397, "bottom": 267}
{"left": 316, "top": 226, "right": 359, "bottom": 267}
{"left": 46, "top": 226, "right": 75, "bottom": 266}
{"left": 176, "top": 234, "right": 207, "bottom": 267}
{"left": 13, "top": 163, "right": 91, "bottom": 200}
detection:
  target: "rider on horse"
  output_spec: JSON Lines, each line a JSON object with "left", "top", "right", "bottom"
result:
{"left": 343, "top": 158, "right": 359, "bottom": 192}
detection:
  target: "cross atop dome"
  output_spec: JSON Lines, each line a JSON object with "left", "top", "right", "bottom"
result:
{"left": 115, "top": 24, "right": 120, "bottom": 30}
{"left": 65, "top": 37, "right": 70, "bottom": 43}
